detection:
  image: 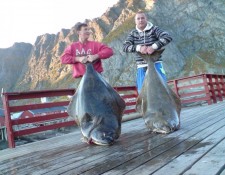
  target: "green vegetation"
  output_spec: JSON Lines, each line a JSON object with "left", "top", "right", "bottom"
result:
{"left": 103, "top": 16, "right": 135, "bottom": 44}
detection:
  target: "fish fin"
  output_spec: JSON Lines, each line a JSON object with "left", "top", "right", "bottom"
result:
{"left": 67, "top": 93, "right": 80, "bottom": 125}
{"left": 167, "top": 87, "right": 182, "bottom": 116}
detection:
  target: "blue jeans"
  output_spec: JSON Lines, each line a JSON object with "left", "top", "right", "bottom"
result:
{"left": 136, "top": 62, "right": 167, "bottom": 93}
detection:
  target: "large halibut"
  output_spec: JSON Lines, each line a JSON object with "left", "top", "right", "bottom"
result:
{"left": 136, "top": 50, "right": 181, "bottom": 133}
{"left": 67, "top": 62, "right": 126, "bottom": 145}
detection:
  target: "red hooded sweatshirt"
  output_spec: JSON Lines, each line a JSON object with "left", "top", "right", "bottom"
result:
{"left": 61, "top": 41, "right": 113, "bottom": 78}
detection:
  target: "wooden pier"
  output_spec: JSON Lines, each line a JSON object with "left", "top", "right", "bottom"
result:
{"left": 0, "top": 102, "right": 225, "bottom": 175}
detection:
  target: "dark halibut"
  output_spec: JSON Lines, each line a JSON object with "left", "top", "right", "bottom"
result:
{"left": 67, "top": 61, "right": 126, "bottom": 145}
{"left": 136, "top": 50, "right": 181, "bottom": 133}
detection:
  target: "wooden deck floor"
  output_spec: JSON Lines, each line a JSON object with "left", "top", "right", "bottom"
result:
{"left": 1, "top": 102, "right": 225, "bottom": 175}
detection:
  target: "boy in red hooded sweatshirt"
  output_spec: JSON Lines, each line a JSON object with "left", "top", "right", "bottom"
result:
{"left": 61, "top": 22, "right": 113, "bottom": 80}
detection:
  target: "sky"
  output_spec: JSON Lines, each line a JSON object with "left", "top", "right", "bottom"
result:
{"left": 0, "top": 0, "right": 119, "bottom": 48}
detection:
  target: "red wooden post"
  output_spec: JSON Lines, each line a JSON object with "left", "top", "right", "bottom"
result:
{"left": 218, "top": 75, "right": 225, "bottom": 99}
{"left": 173, "top": 80, "right": 179, "bottom": 96}
{"left": 202, "top": 74, "right": 212, "bottom": 105}
{"left": 215, "top": 75, "right": 222, "bottom": 101}
{"left": 2, "top": 94, "right": 15, "bottom": 148}
{"left": 207, "top": 74, "right": 217, "bottom": 103}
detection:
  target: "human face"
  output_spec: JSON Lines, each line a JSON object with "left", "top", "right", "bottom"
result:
{"left": 78, "top": 26, "right": 91, "bottom": 41}
{"left": 135, "top": 13, "right": 148, "bottom": 31}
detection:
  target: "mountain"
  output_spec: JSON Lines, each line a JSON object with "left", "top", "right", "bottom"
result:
{"left": 0, "top": 0, "right": 224, "bottom": 98}
{"left": 0, "top": 43, "right": 32, "bottom": 91}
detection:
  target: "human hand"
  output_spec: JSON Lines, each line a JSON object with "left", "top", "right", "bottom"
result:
{"left": 146, "top": 46, "right": 155, "bottom": 55}
{"left": 76, "top": 56, "right": 88, "bottom": 64}
{"left": 87, "top": 54, "right": 98, "bottom": 62}
{"left": 140, "top": 45, "right": 148, "bottom": 54}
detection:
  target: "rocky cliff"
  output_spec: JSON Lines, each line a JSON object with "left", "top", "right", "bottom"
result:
{"left": 0, "top": 43, "right": 32, "bottom": 91}
{"left": 0, "top": 0, "right": 224, "bottom": 96}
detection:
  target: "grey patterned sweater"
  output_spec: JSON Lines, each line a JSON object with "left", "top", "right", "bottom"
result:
{"left": 123, "top": 22, "right": 172, "bottom": 67}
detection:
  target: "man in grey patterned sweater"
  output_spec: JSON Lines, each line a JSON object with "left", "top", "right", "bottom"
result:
{"left": 123, "top": 11, "right": 172, "bottom": 93}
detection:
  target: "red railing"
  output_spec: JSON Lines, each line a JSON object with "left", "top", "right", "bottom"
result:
{"left": 114, "top": 86, "right": 138, "bottom": 114}
{"left": 3, "top": 73, "right": 225, "bottom": 148}
{"left": 2, "top": 86, "right": 138, "bottom": 148}
{"left": 168, "top": 74, "right": 225, "bottom": 105}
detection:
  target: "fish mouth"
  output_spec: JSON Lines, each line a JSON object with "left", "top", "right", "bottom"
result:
{"left": 143, "top": 111, "right": 180, "bottom": 134}
{"left": 80, "top": 113, "right": 119, "bottom": 146}
{"left": 80, "top": 117, "right": 117, "bottom": 146}
{"left": 92, "top": 138, "right": 114, "bottom": 146}
{"left": 152, "top": 125, "right": 174, "bottom": 134}
{"left": 144, "top": 112, "right": 179, "bottom": 134}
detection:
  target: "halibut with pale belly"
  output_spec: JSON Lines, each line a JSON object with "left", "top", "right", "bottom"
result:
{"left": 136, "top": 49, "right": 181, "bottom": 133}
{"left": 68, "top": 61, "right": 125, "bottom": 145}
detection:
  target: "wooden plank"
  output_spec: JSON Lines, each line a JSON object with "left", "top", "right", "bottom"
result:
{"left": 0, "top": 128, "right": 81, "bottom": 163}
{"left": 0, "top": 119, "right": 148, "bottom": 174}
{"left": 0, "top": 102, "right": 225, "bottom": 175}
{"left": 33, "top": 105, "right": 225, "bottom": 175}
{"left": 167, "top": 74, "right": 203, "bottom": 83}
{"left": 0, "top": 117, "right": 145, "bottom": 165}
{"left": 75, "top": 103, "right": 223, "bottom": 174}
{"left": 11, "top": 112, "right": 69, "bottom": 125}
{"left": 153, "top": 126, "right": 225, "bottom": 175}
{"left": 181, "top": 97, "right": 210, "bottom": 104}
{"left": 4, "top": 89, "right": 75, "bottom": 100}
{"left": 182, "top": 138, "right": 225, "bottom": 175}
{"left": 0, "top": 104, "right": 205, "bottom": 174}
{"left": 123, "top": 109, "right": 136, "bottom": 114}
{"left": 0, "top": 103, "right": 218, "bottom": 161}
{"left": 124, "top": 101, "right": 136, "bottom": 106}
{"left": 0, "top": 102, "right": 218, "bottom": 175}
{"left": 178, "top": 83, "right": 205, "bottom": 90}
{"left": 121, "top": 94, "right": 137, "bottom": 99}
{"left": 14, "top": 121, "right": 75, "bottom": 137}
{"left": 179, "top": 90, "right": 206, "bottom": 98}
{"left": 113, "top": 86, "right": 137, "bottom": 91}
{"left": 79, "top": 111, "right": 225, "bottom": 175}
{"left": 2, "top": 94, "right": 15, "bottom": 148}
{"left": 124, "top": 115, "right": 225, "bottom": 175}
{"left": 9, "top": 101, "right": 69, "bottom": 113}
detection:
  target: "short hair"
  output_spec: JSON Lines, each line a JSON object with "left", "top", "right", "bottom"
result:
{"left": 135, "top": 11, "right": 147, "bottom": 18}
{"left": 75, "top": 22, "right": 88, "bottom": 32}
{"left": 136, "top": 11, "right": 146, "bottom": 15}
